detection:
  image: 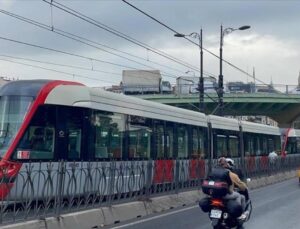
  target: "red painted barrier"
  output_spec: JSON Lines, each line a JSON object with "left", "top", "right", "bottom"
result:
{"left": 260, "top": 156, "right": 269, "bottom": 170}
{"left": 153, "top": 160, "right": 174, "bottom": 184}
{"left": 189, "top": 159, "right": 206, "bottom": 180}
{"left": 246, "top": 156, "right": 255, "bottom": 172}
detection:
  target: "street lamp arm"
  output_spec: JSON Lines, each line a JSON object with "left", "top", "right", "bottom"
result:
{"left": 188, "top": 32, "right": 200, "bottom": 39}
{"left": 174, "top": 32, "right": 200, "bottom": 40}
{"left": 174, "top": 29, "right": 204, "bottom": 113}
{"left": 222, "top": 25, "right": 251, "bottom": 43}
{"left": 222, "top": 27, "right": 237, "bottom": 37}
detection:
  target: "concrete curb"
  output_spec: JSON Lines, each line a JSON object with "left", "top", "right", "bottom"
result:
{"left": 0, "top": 170, "right": 297, "bottom": 229}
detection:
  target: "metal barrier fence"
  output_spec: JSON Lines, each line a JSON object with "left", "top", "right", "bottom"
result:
{"left": 0, "top": 156, "right": 299, "bottom": 224}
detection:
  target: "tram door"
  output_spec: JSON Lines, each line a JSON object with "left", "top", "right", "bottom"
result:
{"left": 56, "top": 106, "right": 87, "bottom": 197}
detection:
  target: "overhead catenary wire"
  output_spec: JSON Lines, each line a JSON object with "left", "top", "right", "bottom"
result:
{"left": 0, "top": 57, "right": 119, "bottom": 84}
{"left": 0, "top": 35, "right": 190, "bottom": 83}
{"left": 0, "top": 36, "right": 137, "bottom": 69}
{"left": 0, "top": 54, "right": 121, "bottom": 76}
{"left": 121, "top": 0, "right": 268, "bottom": 86}
{"left": 42, "top": 0, "right": 204, "bottom": 74}
{"left": 0, "top": 9, "right": 183, "bottom": 80}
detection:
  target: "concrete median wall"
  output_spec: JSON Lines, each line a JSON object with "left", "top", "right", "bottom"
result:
{"left": 0, "top": 170, "right": 296, "bottom": 229}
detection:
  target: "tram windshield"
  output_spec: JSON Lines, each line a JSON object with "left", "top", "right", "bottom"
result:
{"left": 0, "top": 96, "right": 33, "bottom": 157}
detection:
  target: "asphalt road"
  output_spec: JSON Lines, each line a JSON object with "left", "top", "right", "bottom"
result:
{"left": 107, "top": 178, "right": 300, "bottom": 229}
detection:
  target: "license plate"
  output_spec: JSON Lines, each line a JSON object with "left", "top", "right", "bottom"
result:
{"left": 208, "top": 181, "right": 215, "bottom": 185}
{"left": 210, "top": 209, "right": 222, "bottom": 219}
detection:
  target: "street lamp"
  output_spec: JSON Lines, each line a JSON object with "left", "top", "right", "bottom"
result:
{"left": 174, "top": 29, "right": 204, "bottom": 113}
{"left": 185, "top": 70, "right": 196, "bottom": 76}
{"left": 218, "top": 25, "right": 250, "bottom": 116}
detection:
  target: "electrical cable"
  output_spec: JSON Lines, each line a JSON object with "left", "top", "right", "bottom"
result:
{"left": 121, "top": 0, "right": 268, "bottom": 86}
{"left": 0, "top": 54, "right": 121, "bottom": 76}
{"left": 0, "top": 9, "right": 182, "bottom": 79}
{"left": 42, "top": 0, "right": 202, "bottom": 73}
{"left": 0, "top": 58, "right": 119, "bottom": 84}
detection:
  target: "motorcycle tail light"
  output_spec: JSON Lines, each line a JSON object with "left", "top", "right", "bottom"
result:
{"left": 211, "top": 199, "right": 224, "bottom": 207}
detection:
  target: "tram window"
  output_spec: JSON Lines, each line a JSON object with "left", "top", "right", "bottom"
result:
{"left": 296, "top": 137, "right": 300, "bottom": 154}
{"left": 244, "top": 134, "right": 255, "bottom": 156}
{"left": 268, "top": 138, "right": 274, "bottom": 153}
{"left": 155, "top": 125, "right": 164, "bottom": 159}
{"left": 216, "top": 135, "right": 227, "bottom": 158}
{"left": 192, "top": 129, "right": 198, "bottom": 158}
{"left": 13, "top": 105, "right": 56, "bottom": 160}
{"left": 128, "top": 126, "right": 151, "bottom": 159}
{"left": 165, "top": 123, "right": 174, "bottom": 159}
{"left": 200, "top": 129, "right": 207, "bottom": 159}
{"left": 275, "top": 137, "right": 281, "bottom": 152}
{"left": 191, "top": 128, "right": 205, "bottom": 159}
{"left": 111, "top": 129, "right": 122, "bottom": 158}
{"left": 254, "top": 136, "right": 261, "bottom": 156}
{"left": 286, "top": 137, "right": 297, "bottom": 154}
{"left": 65, "top": 109, "right": 83, "bottom": 160}
{"left": 95, "top": 127, "right": 109, "bottom": 159}
{"left": 92, "top": 111, "right": 124, "bottom": 159}
{"left": 177, "top": 125, "right": 188, "bottom": 158}
{"left": 261, "top": 136, "right": 268, "bottom": 155}
{"left": 229, "top": 136, "right": 239, "bottom": 157}
{"left": 23, "top": 127, "right": 55, "bottom": 159}
{"left": 68, "top": 129, "right": 81, "bottom": 159}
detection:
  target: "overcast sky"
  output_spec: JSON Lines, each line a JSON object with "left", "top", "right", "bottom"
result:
{"left": 0, "top": 0, "right": 299, "bottom": 88}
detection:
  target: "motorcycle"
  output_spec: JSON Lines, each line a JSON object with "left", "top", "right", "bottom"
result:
{"left": 208, "top": 196, "right": 252, "bottom": 229}
{"left": 200, "top": 180, "right": 252, "bottom": 229}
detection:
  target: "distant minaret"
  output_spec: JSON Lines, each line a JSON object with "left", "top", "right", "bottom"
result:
{"left": 253, "top": 67, "right": 256, "bottom": 85}
{"left": 270, "top": 76, "right": 273, "bottom": 87}
{"left": 298, "top": 71, "right": 300, "bottom": 87}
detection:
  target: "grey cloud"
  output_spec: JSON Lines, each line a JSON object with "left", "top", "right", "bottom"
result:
{"left": 0, "top": 0, "right": 299, "bottom": 86}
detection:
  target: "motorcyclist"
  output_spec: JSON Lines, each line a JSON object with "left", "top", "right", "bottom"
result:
{"left": 199, "top": 157, "right": 249, "bottom": 225}
{"left": 216, "top": 157, "right": 248, "bottom": 220}
{"left": 226, "top": 158, "right": 249, "bottom": 201}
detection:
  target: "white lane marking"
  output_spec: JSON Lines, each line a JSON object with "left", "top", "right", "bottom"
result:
{"left": 110, "top": 205, "right": 198, "bottom": 229}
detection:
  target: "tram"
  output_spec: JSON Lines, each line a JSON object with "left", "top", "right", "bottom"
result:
{"left": 0, "top": 80, "right": 296, "bottom": 200}
{"left": 282, "top": 128, "right": 300, "bottom": 183}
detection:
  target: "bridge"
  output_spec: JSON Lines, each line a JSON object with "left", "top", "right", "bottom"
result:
{"left": 135, "top": 92, "right": 300, "bottom": 127}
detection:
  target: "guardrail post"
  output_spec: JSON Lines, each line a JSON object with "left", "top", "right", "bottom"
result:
{"left": 174, "top": 160, "right": 180, "bottom": 194}
{"left": 108, "top": 161, "right": 116, "bottom": 205}
{"left": 55, "top": 160, "right": 65, "bottom": 217}
{"left": 145, "top": 160, "right": 153, "bottom": 198}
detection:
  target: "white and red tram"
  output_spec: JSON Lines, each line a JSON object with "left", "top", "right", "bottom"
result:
{"left": 0, "top": 80, "right": 296, "bottom": 200}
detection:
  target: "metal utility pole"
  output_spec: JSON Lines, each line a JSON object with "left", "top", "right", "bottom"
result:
{"left": 218, "top": 25, "right": 250, "bottom": 116}
{"left": 175, "top": 29, "right": 204, "bottom": 113}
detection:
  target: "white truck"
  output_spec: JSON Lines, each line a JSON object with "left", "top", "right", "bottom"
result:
{"left": 121, "top": 70, "right": 172, "bottom": 94}
{"left": 176, "top": 76, "right": 217, "bottom": 95}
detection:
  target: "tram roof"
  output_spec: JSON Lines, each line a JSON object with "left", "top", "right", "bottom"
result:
{"left": 240, "top": 120, "right": 281, "bottom": 135}
{"left": 286, "top": 128, "right": 300, "bottom": 137}
{"left": 208, "top": 115, "right": 240, "bottom": 131}
{"left": 45, "top": 84, "right": 208, "bottom": 127}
